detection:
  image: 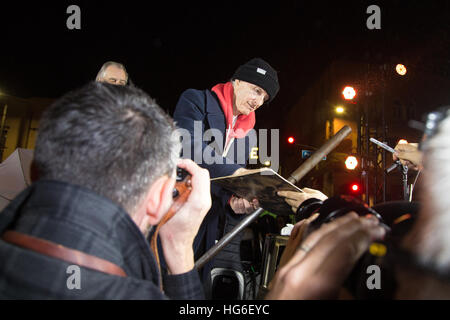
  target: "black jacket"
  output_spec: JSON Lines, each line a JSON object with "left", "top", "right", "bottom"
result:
{"left": 0, "top": 180, "right": 204, "bottom": 300}
{"left": 173, "top": 89, "right": 256, "bottom": 279}
{"left": 173, "top": 88, "right": 255, "bottom": 179}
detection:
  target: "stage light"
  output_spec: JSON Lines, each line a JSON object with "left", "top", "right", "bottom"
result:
{"left": 336, "top": 106, "right": 345, "bottom": 114}
{"left": 287, "top": 136, "right": 295, "bottom": 144}
{"left": 342, "top": 86, "right": 356, "bottom": 100}
{"left": 396, "top": 64, "right": 407, "bottom": 76}
{"left": 398, "top": 139, "right": 408, "bottom": 145}
{"left": 345, "top": 155, "right": 358, "bottom": 170}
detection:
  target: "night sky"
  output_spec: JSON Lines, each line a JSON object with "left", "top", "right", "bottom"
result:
{"left": 1, "top": 0, "right": 450, "bottom": 124}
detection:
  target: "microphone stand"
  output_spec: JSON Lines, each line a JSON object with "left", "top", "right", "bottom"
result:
{"left": 195, "top": 125, "right": 352, "bottom": 270}
{"left": 386, "top": 160, "right": 409, "bottom": 201}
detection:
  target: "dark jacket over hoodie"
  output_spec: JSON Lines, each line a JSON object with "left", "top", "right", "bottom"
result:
{"left": 0, "top": 180, "right": 204, "bottom": 299}
{"left": 173, "top": 87, "right": 257, "bottom": 278}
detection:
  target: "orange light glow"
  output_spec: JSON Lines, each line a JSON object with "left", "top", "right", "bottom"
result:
{"left": 396, "top": 64, "right": 407, "bottom": 76}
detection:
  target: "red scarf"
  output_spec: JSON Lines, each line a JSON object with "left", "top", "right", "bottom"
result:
{"left": 212, "top": 82, "right": 255, "bottom": 140}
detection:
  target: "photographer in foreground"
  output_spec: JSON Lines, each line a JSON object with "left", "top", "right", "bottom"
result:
{"left": 0, "top": 83, "right": 211, "bottom": 299}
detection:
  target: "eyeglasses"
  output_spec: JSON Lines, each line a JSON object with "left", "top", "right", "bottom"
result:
{"left": 105, "top": 78, "right": 127, "bottom": 86}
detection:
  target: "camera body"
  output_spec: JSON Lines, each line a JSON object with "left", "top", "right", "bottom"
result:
{"left": 176, "top": 167, "right": 190, "bottom": 182}
{"left": 297, "top": 195, "right": 419, "bottom": 299}
{"left": 304, "top": 196, "right": 385, "bottom": 235}
{"left": 173, "top": 167, "right": 191, "bottom": 199}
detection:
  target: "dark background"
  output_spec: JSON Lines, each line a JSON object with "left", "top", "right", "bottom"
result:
{"left": 2, "top": 0, "right": 450, "bottom": 118}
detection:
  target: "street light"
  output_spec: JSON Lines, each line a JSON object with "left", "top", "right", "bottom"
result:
{"left": 335, "top": 106, "right": 345, "bottom": 114}
{"left": 342, "top": 86, "right": 356, "bottom": 100}
{"left": 396, "top": 64, "right": 407, "bottom": 76}
{"left": 345, "top": 155, "right": 359, "bottom": 170}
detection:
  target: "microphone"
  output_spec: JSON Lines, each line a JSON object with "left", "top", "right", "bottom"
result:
{"left": 386, "top": 160, "right": 402, "bottom": 173}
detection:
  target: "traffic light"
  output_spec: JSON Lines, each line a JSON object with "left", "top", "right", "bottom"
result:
{"left": 351, "top": 183, "right": 360, "bottom": 192}
{"left": 337, "top": 181, "right": 363, "bottom": 197}
{"left": 349, "top": 182, "right": 362, "bottom": 195}
{"left": 345, "top": 155, "right": 359, "bottom": 170}
{"left": 287, "top": 136, "right": 295, "bottom": 144}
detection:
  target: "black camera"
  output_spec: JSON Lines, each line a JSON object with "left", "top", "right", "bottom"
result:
{"left": 303, "top": 196, "right": 386, "bottom": 235}
{"left": 173, "top": 167, "right": 191, "bottom": 198}
{"left": 297, "top": 195, "right": 419, "bottom": 299}
{"left": 176, "top": 167, "right": 190, "bottom": 182}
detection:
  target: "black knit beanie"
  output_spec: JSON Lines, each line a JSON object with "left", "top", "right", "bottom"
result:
{"left": 231, "top": 58, "right": 279, "bottom": 103}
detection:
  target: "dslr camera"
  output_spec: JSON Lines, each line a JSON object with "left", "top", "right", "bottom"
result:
{"left": 296, "top": 195, "right": 419, "bottom": 299}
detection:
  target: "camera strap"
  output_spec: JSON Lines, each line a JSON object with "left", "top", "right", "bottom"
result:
{"left": 2, "top": 230, "right": 127, "bottom": 277}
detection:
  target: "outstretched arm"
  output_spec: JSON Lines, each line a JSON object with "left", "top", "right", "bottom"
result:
{"left": 278, "top": 188, "right": 328, "bottom": 213}
{"left": 393, "top": 142, "right": 423, "bottom": 170}
{"left": 266, "top": 212, "right": 386, "bottom": 300}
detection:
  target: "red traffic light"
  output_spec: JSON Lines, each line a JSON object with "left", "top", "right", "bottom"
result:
{"left": 287, "top": 136, "right": 295, "bottom": 144}
{"left": 338, "top": 181, "right": 362, "bottom": 195}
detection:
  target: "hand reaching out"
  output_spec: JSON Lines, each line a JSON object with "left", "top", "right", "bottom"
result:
{"left": 278, "top": 188, "right": 328, "bottom": 213}
{"left": 266, "top": 212, "right": 386, "bottom": 300}
{"left": 393, "top": 142, "right": 423, "bottom": 170}
{"left": 229, "top": 195, "right": 259, "bottom": 214}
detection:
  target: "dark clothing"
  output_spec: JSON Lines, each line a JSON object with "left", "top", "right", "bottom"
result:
{"left": 0, "top": 180, "right": 204, "bottom": 300}
{"left": 174, "top": 88, "right": 252, "bottom": 179}
{"left": 173, "top": 89, "right": 256, "bottom": 280}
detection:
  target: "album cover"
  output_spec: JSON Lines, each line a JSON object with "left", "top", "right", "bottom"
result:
{"left": 211, "top": 168, "right": 303, "bottom": 216}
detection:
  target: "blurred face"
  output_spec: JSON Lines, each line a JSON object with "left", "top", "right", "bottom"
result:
{"left": 99, "top": 65, "right": 127, "bottom": 85}
{"left": 233, "top": 80, "right": 269, "bottom": 116}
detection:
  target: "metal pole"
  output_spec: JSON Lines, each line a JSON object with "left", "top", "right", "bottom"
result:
{"left": 402, "top": 165, "right": 409, "bottom": 201}
{"left": 382, "top": 64, "right": 387, "bottom": 203}
{"left": 0, "top": 104, "right": 8, "bottom": 160}
{"left": 195, "top": 208, "right": 264, "bottom": 269}
{"left": 287, "top": 125, "right": 352, "bottom": 185}
{"left": 364, "top": 100, "right": 370, "bottom": 204}
{"left": 195, "top": 125, "right": 352, "bottom": 270}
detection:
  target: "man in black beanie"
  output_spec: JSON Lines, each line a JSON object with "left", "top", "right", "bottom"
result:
{"left": 173, "top": 58, "right": 279, "bottom": 295}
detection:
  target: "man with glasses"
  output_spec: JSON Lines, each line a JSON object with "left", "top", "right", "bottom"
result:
{"left": 173, "top": 58, "right": 279, "bottom": 288}
{"left": 95, "top": 61, "right": 128, "bottom": 86}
